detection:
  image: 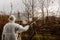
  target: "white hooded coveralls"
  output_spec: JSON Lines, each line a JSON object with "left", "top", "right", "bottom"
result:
{"left": 1, "top": 15, "right": 29, "bottom": 40}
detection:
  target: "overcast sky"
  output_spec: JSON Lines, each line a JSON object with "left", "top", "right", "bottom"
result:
{"left": 0, "top": 0, "right": 59, "bottom": 15}
{"left": 0, "top": 0, "right": 24, "bottom": 14}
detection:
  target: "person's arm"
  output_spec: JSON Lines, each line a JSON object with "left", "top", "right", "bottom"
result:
{"left": 16, "top": 24, "right": 29, "bottom": 32}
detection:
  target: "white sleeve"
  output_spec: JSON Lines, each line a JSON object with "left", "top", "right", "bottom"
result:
{"left": 16, "top": 24, "right": 29, "bottom": 32}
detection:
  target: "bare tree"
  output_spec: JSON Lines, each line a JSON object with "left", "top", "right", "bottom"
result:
{"left": 22, "top": 0, "right": 38, "bottom": 40}
{"left": 44, "top": 0, "right": 51, "bottom": 22}
{"left": 10, "top": 3, "right": 13, "bottom": 15}
{"left": 22, "top": 0, "right": 38, "bottom": 21}
{"left": 38, "top": 0, "right": 52, "bottom": 22}
{"left": 58, "top": 0, "right": 60, "bottom": 17}
{"left": 38, "top": 0, "right": 45, "bottom": 24}
{"left": 44, "top": 0, "right": 50, "bottom": 16}
{"left": 23, "top": 0, "right": 31, "bottom": 23}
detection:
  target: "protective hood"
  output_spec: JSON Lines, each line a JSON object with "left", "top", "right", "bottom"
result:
{"left": 8, "top": 15, "right": 16, "bottom": 22}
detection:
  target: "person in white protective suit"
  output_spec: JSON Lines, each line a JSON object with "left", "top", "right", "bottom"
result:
{"left": 1, "top": 15, "right": 30, "bottom": 40}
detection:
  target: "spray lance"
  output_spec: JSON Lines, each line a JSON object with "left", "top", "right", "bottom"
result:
{"left": 29, "top": 14, "right": 41, "bottom": 26}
